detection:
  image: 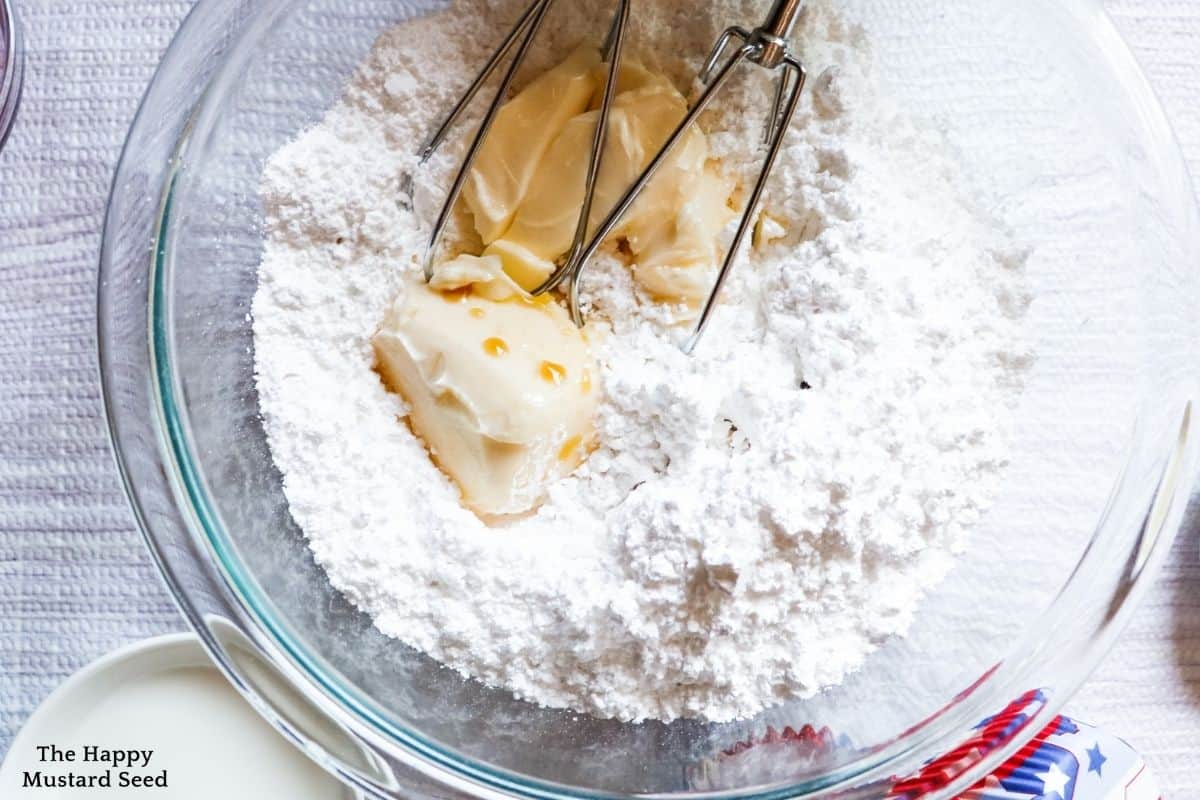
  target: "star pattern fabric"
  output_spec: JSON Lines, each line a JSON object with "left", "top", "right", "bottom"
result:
{"left": 885, "top": 694, "right": 1162, "bottom": 799}
{"left": 1087, "top": 742, "right": 1106, "bottom": 777}
{"left": 1037, "top": 761, "right": 1071, "bottom": 799}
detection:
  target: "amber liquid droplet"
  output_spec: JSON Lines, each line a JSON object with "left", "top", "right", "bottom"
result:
{"left": 581, "top": 369, "right": 592, "bottom": 393}
{"left": 482, "top": 337, "right": 508, "bottom": 357}
{"left": 558, "top": 435, "right": 582, "bottom": 462}
{"left": 539, "top": 360, "right": 567, "bottom": 385}
{"left": 469, "top": 307, "right": 485, "bottom": 319}
{"left": 517, "top": 292, "right": 553, "bottom": 308}
{"left": 442, "top": 287, "right": 472, "bottom": 303}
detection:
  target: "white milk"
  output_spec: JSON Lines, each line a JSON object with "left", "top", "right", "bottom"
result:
{"left": 1, "top": 636, "right": 356, "bottom": 799}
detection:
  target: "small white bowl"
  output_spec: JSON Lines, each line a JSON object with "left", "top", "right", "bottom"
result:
{"left": 0, "top": 634, "right": 358, "bottom": 799}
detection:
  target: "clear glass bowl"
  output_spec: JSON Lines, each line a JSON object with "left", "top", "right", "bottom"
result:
{"left": 0, "top": 0, "right": 22, "bottom": 150}
{"left": 98, "top": 0, "right": 1200, "bottom": 797}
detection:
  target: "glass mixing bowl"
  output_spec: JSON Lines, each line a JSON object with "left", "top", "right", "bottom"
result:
{"left": 0, "top": 0, "right": 22, "bottom": 151}
{"left": 98, "top": 0, "right": 1200, "bottom": 797}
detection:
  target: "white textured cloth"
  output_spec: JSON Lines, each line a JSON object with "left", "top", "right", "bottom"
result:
{"left": 0, "top": 0, "right": 1198, "bottom": 794}
{"left": 0, "top": 0, "right": 190, "bottom": 749}
{"left": 1067, "top": 3, "right": 1200, "bottom": 792}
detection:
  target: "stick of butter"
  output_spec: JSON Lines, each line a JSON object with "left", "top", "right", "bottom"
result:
{"left": 372, "top": 254, "right": 598, "bottom": 516}
{"left": 626, "top": 164, "right": 737, "bottom": 302}
{"left": 461, "top": 45, "right": 600, "bottom": 245}
{"left": 482, "top": 85, "right": 691, "bottom": 291}
{"left": 478, "top": 54, "right": 736, "bottom": 304}
{"left": 484, "top": 83, "right": 692, "bottom": 290}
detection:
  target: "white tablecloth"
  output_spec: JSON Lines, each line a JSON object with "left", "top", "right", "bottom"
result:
{"left": 1, "top": 0, "right": 1198, "bottom": 793}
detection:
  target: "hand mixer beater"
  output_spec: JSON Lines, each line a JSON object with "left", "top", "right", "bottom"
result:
{"left": 420, "top": 0, "right": 806, "bottom": 353}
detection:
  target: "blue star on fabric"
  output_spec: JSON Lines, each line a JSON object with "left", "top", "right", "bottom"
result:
{"left": 1087, "top": 742, "right": 1106, "bottom": 776}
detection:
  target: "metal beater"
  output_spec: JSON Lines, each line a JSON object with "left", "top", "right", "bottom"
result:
{"left": 420, "top": 0, "right": 806, "bottom": 353}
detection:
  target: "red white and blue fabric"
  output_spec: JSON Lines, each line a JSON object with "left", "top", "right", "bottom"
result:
{"left": 890, "top": 691, "right": 1159, "bottom": 799}
{"left": 685, "top": 691, "right": 1159, "bottom": 798}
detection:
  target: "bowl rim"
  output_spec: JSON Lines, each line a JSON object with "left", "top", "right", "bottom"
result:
{"left": 98, "top": 0, "right": 1200, "bottom": 798}
{"left": 0, "top": 0, "right": 24, "bottom": 151}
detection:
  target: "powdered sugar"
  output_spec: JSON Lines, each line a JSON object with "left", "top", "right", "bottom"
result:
{"left": 253, "top": 0, "right": 1031, "bottom": 722}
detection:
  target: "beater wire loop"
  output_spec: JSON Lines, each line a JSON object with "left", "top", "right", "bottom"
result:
{"left": 685, "top": 56, "right": 806, "bottom": 353}
{"left": 417, "top": 0, "right": 548, "bottom": 164}
{"left": 418, "top": 0, "right": 807, "bottom": 352}
{"left": 564, "top": 0, "right": 631, "bottom": 288}
{"left": 421, "top": 0, "right": 555, "bottom": 280}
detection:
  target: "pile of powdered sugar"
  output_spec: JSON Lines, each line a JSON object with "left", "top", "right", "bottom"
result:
{"left": 254, "top": 0, "right": 1032, "bottom": 722}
